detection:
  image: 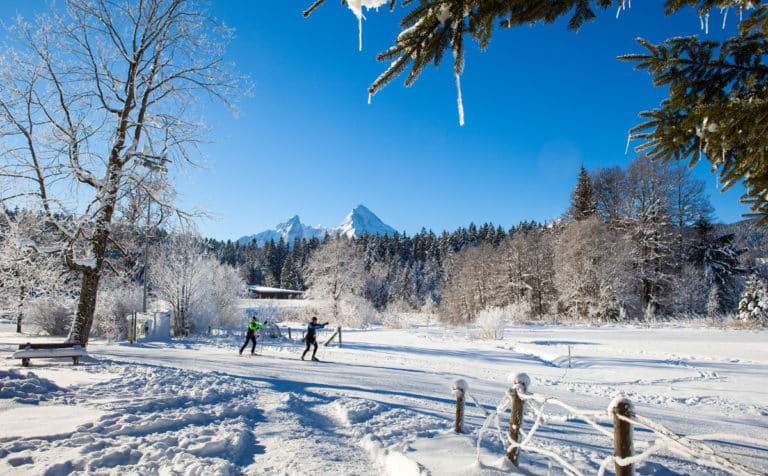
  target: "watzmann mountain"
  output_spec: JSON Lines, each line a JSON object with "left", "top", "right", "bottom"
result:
{"left": 237, "top": 205, "right": 396, "bottom": 246}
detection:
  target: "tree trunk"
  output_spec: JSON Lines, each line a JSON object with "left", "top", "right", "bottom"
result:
{"left": 16, "top": 285, "right": 25, "bottom": 333}
{"left": 67, "top": 179, "right": 115, "bottom": 346}
{"left": 70, "top": 268, "right": 101, "bottom": 345}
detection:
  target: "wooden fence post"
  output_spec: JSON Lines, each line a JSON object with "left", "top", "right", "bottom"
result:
{"left": 507, "top": 372, "right": 530, "bottom": 466}
{"left": 324, "top": 326, "right": 342, "bottom": 347}
{"left": 612, "top": 397, "right": 634, "bottom": 476}
{"left": 452, "top": 379, "right": 468, "bottom": 433}
{"left": 287, "top": 328, "right": 292, "bottom": 340}
{"left": 507, "top": 373, "right": 531, "bottom": 466}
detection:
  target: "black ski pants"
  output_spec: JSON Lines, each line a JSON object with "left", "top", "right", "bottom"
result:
{"left": 240, "top": 331, "right": 257, "bottom": 354}
{"left": 302, "top": 337, "right": 318, "bottom": 359}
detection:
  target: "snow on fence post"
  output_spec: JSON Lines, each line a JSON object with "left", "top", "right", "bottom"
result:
{"left": 611, "top": 397, "right": 634, "bottom": 476}
{"left": 507, "top": 372, "right": 530, "bottom": 466}
{"left": 452, "top": 379, "right": 468, "bottom": 433}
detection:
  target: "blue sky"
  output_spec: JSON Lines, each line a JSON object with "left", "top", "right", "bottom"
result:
{"left": 2, "top": 1, "right": 753, "bottom": 240}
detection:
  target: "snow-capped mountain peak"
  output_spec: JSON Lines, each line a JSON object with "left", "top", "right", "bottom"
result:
{"left": 276, "top": 215, "right": 302, "bottom": 233}
{"left": 237, "top": 205, "right": 395, "bottom": 246}
{"left": 335, "top": 204, "right": 396, "bottom": 239}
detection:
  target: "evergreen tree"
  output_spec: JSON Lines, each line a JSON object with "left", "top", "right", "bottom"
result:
{"left": 493, "top": 225, "right": 506, "bottom": 245}
{"left": 707, "top": 282, "right": 722, "bottom": 317}
{"left": 690, "top": 225, "right": 746, "bottom": 313}
{"left": 569, "top": 165, "right": 596, "bottom": 221}
{"left": 305, "top": 0, "right": 767, "bottom": 222}
{"left": 280, "top": 255, "right": 304, "bottom": 290}
{"left": 738, "top": 274, "right": 768, "bottom": 324}
{"left": 621, "top": 7, "right": 768, "bottom": 224}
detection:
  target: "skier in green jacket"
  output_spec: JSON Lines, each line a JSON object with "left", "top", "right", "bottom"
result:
{"left": 239, "top": 317, "right": 265, "bottom": 355}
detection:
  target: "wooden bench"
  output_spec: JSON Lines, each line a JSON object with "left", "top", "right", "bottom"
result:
{"left": 12, "top": 342, "right": 89, "bottom": 367}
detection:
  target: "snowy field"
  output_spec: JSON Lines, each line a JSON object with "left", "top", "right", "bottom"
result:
{"left": 1, "top": 320, "right": 767, "bottom": 475}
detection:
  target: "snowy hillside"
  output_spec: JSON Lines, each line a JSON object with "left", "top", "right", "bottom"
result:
{"left": 238, "top": 205, "right": 396, "bottom": 245}
{"left": 1, "top": 321, "right": 766, "bottom": 475}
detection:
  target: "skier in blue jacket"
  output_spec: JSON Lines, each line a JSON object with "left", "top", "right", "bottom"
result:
{"left": 301, "top": 316, "right": 329, "bottom": 361}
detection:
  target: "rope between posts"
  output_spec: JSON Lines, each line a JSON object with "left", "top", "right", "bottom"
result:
{"left": 456, "top": 376, "right": 766, "bottom": 476}
{"left": 517, "top": 390, "right": 615, "bottom": 440}
{"left": 474, "top": 394, "right": 510, "bottom": 460}
{"left": 616, "top": 413, "right": 766, "bottom": 476}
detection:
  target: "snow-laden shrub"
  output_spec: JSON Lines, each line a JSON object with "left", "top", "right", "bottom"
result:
{"left": 337, "top": 295, "right": 379, "bottom": 328}
{"left": 299, "top": 305, "right": 329, "bottom": 324}
{"left": 381, "top": 310, "right": 405, "bottom": 329}
{"left": 296, "top": 297, "right": 378, "bottom": 329}
{"left": 474, "top": 307, "right": 506, "bottom": 340}
{"left": 380, "top": 299, "right": 421, "bottom": 328}
{"left": 738, "top": 274, "right": 767, "bottom": 325}
{"left": 23, "top": 297, "right": 74, "bottom": 336}
{"left": 505, "top": 300, "right": 531, "bottom": 323}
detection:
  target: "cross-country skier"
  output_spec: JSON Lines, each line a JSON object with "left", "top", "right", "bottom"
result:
{"left": 301, "top": 316, "right": 329, "bottom": 361}
{"left": 239, "top": 317, "right": 265, "bottom": 355}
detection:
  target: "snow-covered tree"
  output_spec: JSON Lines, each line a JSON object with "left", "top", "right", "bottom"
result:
{"left": 303, "top": 237, "right": 366, "bottom": 321}
{"left": 151, "top": 233, "right": 243, "bottom": 335}
{"left": 440, "top": 225, "right": 556, "bottom": 323}
{"left": 150, "top": 233, "right": 204, "bottom": 336}
{"left": 707, "top": 283, "right": 723, "bottom": 318}
{"left": 0, "top": 0, "right": 244, "bottom": 344}
{"left": 439, "top": 243, "right": 499, "bottom": 323}
{"left": 738, "top": 274, "right": 767, "bottom": 324}
{"left": 520, "top": 226, "right": 556, "bottom": 318}
{"left": 197, "top": 262, "right": 244, "bottom": 329}
{"left": 690, "top": 224, "right": 746, "bottom": 314}
{"left": 670, "top": 263, "right": 709, "bottom": 317}
{"left": 667, "top": 164, "right": 714, "bottom": 262}
{"left": 555, "top": 218, "right": 633, "bottom": 321}
{"left": 622, "top": 156, "right": 676, "bottom": 317}
{"left": 591, "top": 166, "right": 627, "bottom": 225}
{"left": 668, "top": 164, "right": 714, "bottom": 232}
{"left": 0, "top": 210, "right": 76, "bottom": 332}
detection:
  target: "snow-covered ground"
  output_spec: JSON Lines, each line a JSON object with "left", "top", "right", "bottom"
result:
{"left": 1, "top": 320, "right": 766, "bottom": 475}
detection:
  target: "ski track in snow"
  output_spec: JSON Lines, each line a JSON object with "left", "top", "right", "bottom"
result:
{"left": 1, "top": 323, "right": 766, "bottom": 475}
{"left": 0, "top": 352, "right": 444, "bottom": 474}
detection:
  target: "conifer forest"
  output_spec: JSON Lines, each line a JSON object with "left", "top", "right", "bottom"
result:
{"left": 209, "top": 155, "right": 767, "bottom": 326}
{"left": 3, "top": 155, "right": 768, "bottom": 338}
